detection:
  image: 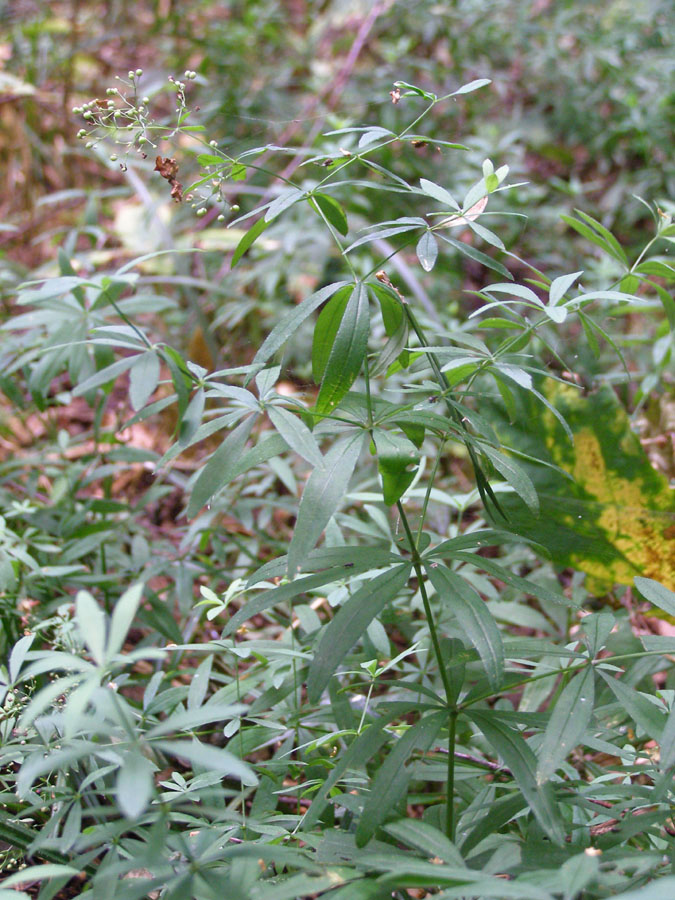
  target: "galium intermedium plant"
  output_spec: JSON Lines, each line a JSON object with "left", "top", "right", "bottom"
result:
{"left": 2, "top": 71, "right": 675, "bottom": 899}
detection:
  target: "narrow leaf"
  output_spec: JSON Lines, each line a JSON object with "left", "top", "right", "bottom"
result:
{"left": 315, "top": 284, "right": 370, "bottom": 414}
{"left": 549, "top": 271, "right": 583, "bottom": 307}
{"left": 253, "top": 281, "right": 351, "bottom": 368}
{"left": 468, "top": 710, "right": 564, "bottom": 844}
{"left": 267, "top": 405, "right": 324, "bottom": 468}
{"left": 75, "top": 591, "right": 106, "bottom": 665}
{"left": 231, "top": 217, "right": 270, "bottom": 267}
{"left": 597, "top": 669, "right": 666, "bottom": 740}
{"left": 153, "top": 740, "right": 257, "bottom": 785}
{"left": 482, "top": 445, "right": 539, "bottom": 515}
{"left": 116, "top": 753, "right": 154, "bottom": 819}
{"left": 312, "top": 192, "right": 349, "bottom": 236}
{"left": 383, "top": 819, "right": 464, "bottom": 866}
{"left": 307, "top": 564, "right": 412, "bottom": 702}
{"left": 187, "top": 415, "right": 256, "bottom": 517}
{"left": 416, "top": 232, "right": 438, "bottom": 272}
{"left": 107, "top": 583, "right": 144, "bottom": 659}
{"left": 287, "top": 433, "right": 365, "bottom": 576}
{"left": 634, "top": 577, "right": 675, "bottom": 617}
{"left": 356, "top": 712, "right": 445, "bottom": 846}
{"left": 536, "top": 666, "right": 594, "bottom": 783}
{"left": 128, "top": 351, "right": 160, "bottom": 411}
{"left": 425, "top": 564, "right": 504, "bottom": 689}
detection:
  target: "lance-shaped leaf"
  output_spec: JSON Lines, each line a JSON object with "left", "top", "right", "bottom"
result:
{"left": 300, "top": 719, "right": 392, "bottom": 831}
{"left": 311, "top": 192, "right": 349, "bottom": 236}
{"left": 116, "top": 752, "right": 154, "bottom": 820}
{"left": 128, "top": 351, "right": 160, "bottom": 411}
{"left": 152, "top": 740, "right": 257, "bottom": 785}
{"left": 416, "top": 231, "right": 438, "bottom": 272}
{"left": 307, "top": 563, "right": 412, "bottom": 702}
{"left": 536, "top": 665, "right": 594, "bottom": 784}
{"left": 187, "top": 415, "right": 256, "bottom": 517}
{"left": 287, "top": 433, "right": 365, "bottom": 576}
{"left": 107, "top": 583, "right": 144, "bottom": 659}
{"left": 425, "top": 564, "right": 504, "bottom": 689}
{"left": 231, "top": 216, "right": 270, "bottom": 268}
{"left": 634, "top": 577, "right": 675, "bottom": 617}
{"left": 597, "top": 669, "right": 666, "bottom": 740}
{"left": 315, "top": 283, "right": 370, "bottom": 415}
{"left": 468, "top": 710, "right": 564, "bottom": 844}
{"left": 373, "top": 430, "right": 420, "bottom": 506}
{"left": 267, "top": 405, "right": 324, "bottom": 468}
{"left": 75, "top": 590, "right": 106, "bottom": 666}
{"left": 225, "top": 559, "right": 377, "bottom": 636}
{"left": 253, "top": 281, "right": 351, "bottom": 370}
{"left": 356, "top": 711, "right": 445, "bottom": 847}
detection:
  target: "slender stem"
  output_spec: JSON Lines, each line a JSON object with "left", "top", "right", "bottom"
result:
{"left": 396, "top": 502, "right": 453, "bottom": 702}
{"left": 446, "top": 710, "right": 458, "bottom": 841}
{"left": 415, "top": 442, "right": 444, "bottom": 547}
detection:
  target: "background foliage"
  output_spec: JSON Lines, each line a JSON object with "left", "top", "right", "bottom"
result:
{"left": 0, "top": 1, "right": 674, "bottom": 898}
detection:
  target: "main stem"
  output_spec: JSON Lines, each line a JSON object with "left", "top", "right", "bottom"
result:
{"left": 396, "top": 501, "right": 458, "bottom": 839}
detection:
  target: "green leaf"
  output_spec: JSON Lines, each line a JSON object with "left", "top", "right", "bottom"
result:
{"left": 597, "top": 669, "right": 666, "bottom": 740}
{"left": 560, "top": 851, "right": 600, "bottom": 900}
{"left": 267, "top": 405, "right": 324, "bottom": 468}
{"left": 451, "top": 77, "right": 491, "bottom": 95}
{"left": 116, "top": 752, "right": 154, "bottom": 819}
{"left": 467, "top": 710, "right": 564, "bottom": 844}
{"left": 373, "top": 430, "right": 420, "bottom": 506}
{"left": 9, "top": 633, "right": 34, "bottom": 683}
{"left": 561, "top": 213, "right": 627, "bottom": 265}
{"left": 228, "top": 562, "right": 376, "bottom": 635}
{"left": 536, "top": 666, "right": 594, "bottom": 783}
{"left": 438, "top": 235, "right": 513, "bottom": 280}
{"left": 1, "top": 866, "right": 81, "bottom": 890}
{"left": 300, "top": 720, "right": 392, "bottom": 831}
{"left": 75, "top": 590, "right": 106, "bottom": 665}
{"left": 609, "top": 877, "right": 675, "bottom": 900}
{"left": 634, "top": 577, "right": 675, "bottom": 616}
{"left": 145, "top": 703, "right": 244, "bottom": 738}
{"left": 71, "top": 355, "right": 137, "bottom": 397}
{"left": 312, "top": 289, "right": 351, "bottom": 382}
{"left": 311, "top": 192, "right": 349, "bottom": 236}
{"left": 658, "top": 699, "right": 675, "bottom": 770}
{"left": 153, "top": 740, "right": 257, "bottom": 785}
{"left": 425, "top": 564, "right": 504, "bottom": 689}
{"left": 307, "top": 563, "right": 412, "bottom": 702}
{"left": 355, "top": 711, "right": 445, "bottom": 847}
{"left": 178, "top": 387, "right": 205, "bottom": 445}
{"left": 287, "top": 433, "right": 365, "bottom": 576}
{"left": 253, "top": 281, "right": 351, "bottom": 369}
{"left": 187, "top": 415, "right": 256, "bottom": 517}
{"left": 315, "top": 284, "right": 370, "bottom": 414}
{"left": 264, "top": 187, "right": 305, "bottom": 222}
{"left": 449, "top": 551, "right": 575, "bottom": 607}
{"left": 382, "top": 819, "right": 464, "bottom": 866}
{"left": 460, "top": 791, "right": 528, "bottom": 854}
{"left": 231, "top": 217, "right": 270, "bottom": 268}
{"left": 419, "top": 178, "right": 460, "bottom": 209}
{"left": 107, "top": 583, "right": 143, "bottom": 659}
{"left": 187, "top": 654, "right": 213, "bottom": 710}
{"left": 128, "top": 351, "right": 160, "bottom": 411}
{"left": 573, "top": 209, "right": 628, "bottom": 265}
{"left": 549, "top": 271, "right": 583, "bottom": 306}
{"left": 416, "top": 231, "right": 438, "bottom": 272}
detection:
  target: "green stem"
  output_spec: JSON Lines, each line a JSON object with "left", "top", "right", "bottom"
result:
{"left": 396, "top": 502, "right": 452, "bottom": 702}
{"left": 446, "top": 710, "right": 458, "bottom": 841}
{"left": 397, "top": 501, "right": 459, "bottom": 838}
